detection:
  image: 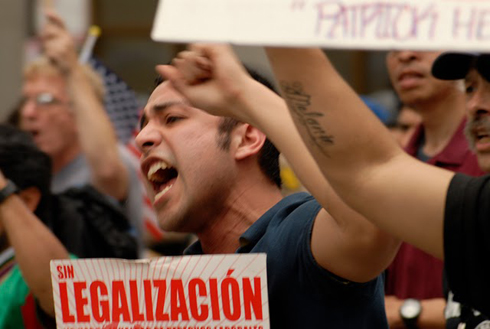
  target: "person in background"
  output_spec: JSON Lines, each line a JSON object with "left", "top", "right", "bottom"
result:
{"left": 431, "top": 51, "right": 490, "bottom": 329}
{"left": 0, "top": 123, "right": 137, "bottom": 328}
{"left": 388, "top": 104, "right": 422, "bottom": 147}
{"left": 18, "top": 10, "right": 144, "bottom": 251}
{"left": 383, "top": 50, "right": 484, "bottom": 329}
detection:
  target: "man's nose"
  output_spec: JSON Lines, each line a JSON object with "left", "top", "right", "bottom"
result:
{"left": 393, "top": 50, "right": 420, "bottom": 63}
{"left": 20, "top": 100, "right": 38, "bottom": 119}
{"left": 135, "top": 123, "right": 163, "bottom": 153}
{"left": 467, "top": 85, "right": 490, "bottom": 119}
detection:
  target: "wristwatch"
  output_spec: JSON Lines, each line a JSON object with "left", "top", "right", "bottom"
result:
{"left": 0, "top": 179, "right": 19, "bottom": 205}
{"left": 400, "top": 298, "right": 422, "bottom": 329}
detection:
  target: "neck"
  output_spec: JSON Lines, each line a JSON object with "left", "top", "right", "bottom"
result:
{"left": 51, "top": 144, "right": 82, "bottom": 174}
{"left": 196, "top": 177, "right": 283, "bottom": 254}
{"left": 413, "top": 90, "right": 465, "bottom": 157}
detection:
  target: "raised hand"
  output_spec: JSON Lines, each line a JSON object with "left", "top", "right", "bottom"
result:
{"left": 41, "top": 10, "right": 79, "bottom": 75}
{"left": 157, "top": 44, "right": 257, "bottom": 122}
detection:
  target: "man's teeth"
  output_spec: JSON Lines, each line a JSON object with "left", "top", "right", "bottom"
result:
{"left": 147, "top": 161, "right": 169, "bottom": 180}
{"left": 155, "top": 184, "right": 173, "bottom": 199}
{"left": 478, "top": 136, "right": 490, "bottom": 143}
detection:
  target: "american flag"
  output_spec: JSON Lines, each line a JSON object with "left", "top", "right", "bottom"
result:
{"left": 89, "top": 58, "right": 141, "bottom": 144}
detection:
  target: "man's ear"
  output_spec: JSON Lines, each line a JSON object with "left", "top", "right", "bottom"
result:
{"left": 17, "top": 187, "right": 41, "bottom": 212}
{"left": 232, "top": 123, "right": 267, "bottom": 160}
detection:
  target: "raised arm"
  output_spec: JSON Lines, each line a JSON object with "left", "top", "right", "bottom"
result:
{"left": 0, "top": 171, "right": 69, "bottom": 316}
{"left": 41, "top": 11, "right": 129, "bottom": 201}
{"left": 159, "top": 44, "right": 399, "bottom": 282}
{"left": 265, "top": 48, "right": 454, "bottom": 259}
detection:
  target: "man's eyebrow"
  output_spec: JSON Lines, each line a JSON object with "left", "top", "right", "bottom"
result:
{"left": 139, "top": 101, "right": 189, "bottom": 130}
{"left": 154, "top": 101, "right": 189, "bottom": 112}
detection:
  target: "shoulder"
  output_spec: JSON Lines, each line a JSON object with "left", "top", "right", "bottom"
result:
{"left": 243, "top": 193, "right": 320, "bottom": 249}
{"left": 445, "top": 173, "right": 490, "bottom": 215}
{"left": 444, "top": 173, "right": 490, "bottom": 316}
{"left": 444, "top": 173, "right": 490, "bottom": 243}
{"left": 265, "top": 192, "right": 320, "bottom": 222}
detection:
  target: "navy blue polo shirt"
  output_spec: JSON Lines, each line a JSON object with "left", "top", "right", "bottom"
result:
{"left": 185, "top": 193, "right": 387, "bottom": 328}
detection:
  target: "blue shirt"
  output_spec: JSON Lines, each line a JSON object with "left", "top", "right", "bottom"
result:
{"left": 186, "top": 193, "right": 388, "bottom": 328}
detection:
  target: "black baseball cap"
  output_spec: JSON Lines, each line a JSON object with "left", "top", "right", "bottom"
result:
{"left": 432, "top": 52, "right": 490, "bottom": 81}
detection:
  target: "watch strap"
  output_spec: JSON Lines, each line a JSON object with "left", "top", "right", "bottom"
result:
{"left": 0, "top": 179, "right": 19, "bottom": 204}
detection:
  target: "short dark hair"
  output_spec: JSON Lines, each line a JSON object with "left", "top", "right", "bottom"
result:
{"left": 216, "top": 68, "right": 281, "bottom": 188}
{"left": 153, "top": 67, "right": 281, "bottom": 188}
{"left": 0, "top": 124, "right": 53, "bottom": 220}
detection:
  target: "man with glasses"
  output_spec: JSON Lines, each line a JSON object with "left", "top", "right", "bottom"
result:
{"left": 18, "top": 11, "right": 144, "bottom": 251}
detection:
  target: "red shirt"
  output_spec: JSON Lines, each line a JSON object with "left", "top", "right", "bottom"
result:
{"left": 385, "top": 118, "right": 485, "bottom": 299}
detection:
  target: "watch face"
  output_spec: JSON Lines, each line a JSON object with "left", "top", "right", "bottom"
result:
{"left": 401, "top": 299, "right": 421, "bottom": 319}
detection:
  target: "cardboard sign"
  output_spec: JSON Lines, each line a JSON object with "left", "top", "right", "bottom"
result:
{"left": 50, "top": 254, "right": 269, "bottom": 329}
{"left": 151, "top": 0, "right": 490, "bottom": 51}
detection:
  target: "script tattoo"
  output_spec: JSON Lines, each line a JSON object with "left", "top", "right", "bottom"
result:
{"left": 281, "top": 81, "right": 334, "bottom": 157}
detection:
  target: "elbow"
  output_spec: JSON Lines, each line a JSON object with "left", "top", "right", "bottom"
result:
{"left": 351, "top": 231, "right": 402, "bottom": 283}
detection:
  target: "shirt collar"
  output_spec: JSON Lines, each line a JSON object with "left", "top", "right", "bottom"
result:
{"left": 405, "top": 119, "right": 471, "bottom": 166}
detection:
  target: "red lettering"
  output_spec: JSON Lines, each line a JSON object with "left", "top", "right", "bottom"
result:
{"left": 73, "top": 282, "right": 90, "bottom": 322}
{"left": 59, "top": 282, "right": 75, "bottom": 322}
{"left": 154, "top": 280, "right": 169, "bottom": 321}
{"left": 221, "top": 276, "right": 241, "bottom": 320}
{"left": 90, "top": 281, "right": 110, "bottom": 322}
{"left": 129, "top": 280, "right": 145, "bottom": 321}
{"left": 112, "top": 281, "right": 131, "bottom": 322}
{"left": 57, "top": 265, "right": 74, "bottom": 279}
{"left": 67, "top": 265, "right": 74, "bottom": 279}
{"left": 242, "top": 278, "right": 263, "bottom": 320}
{"left": 170, "top": 279, "right": 189, "bottom": 321}
{"left": 144, "top": 280, "right": 154, "bottom": 321}
{"left": 188, "top": 278, "right": 209, "bottom": 321}
{"left": 209, "top": 278, "right": 220, "bottom": 320}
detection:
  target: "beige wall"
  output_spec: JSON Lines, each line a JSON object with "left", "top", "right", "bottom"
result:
{"left": 0, "top": 0, "right": 26, "bottom": 121}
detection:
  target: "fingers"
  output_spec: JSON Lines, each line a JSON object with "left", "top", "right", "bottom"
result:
{"left": 156, "top": 65, "right": 188, "bottom": 92}
{"left": 172, "top": 50, "right": 213, "bottom": 85}
{"left": 156, "top": 64, "right": 213, "bottom": 112}
{"left": 44, "top": 10, "right": 66, "bottom": 30}
{"left": 40, "top": 12, "right": 77, "bottom": 73}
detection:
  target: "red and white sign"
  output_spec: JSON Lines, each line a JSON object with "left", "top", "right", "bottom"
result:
{"left": 152, "top": 0, "right": 490, "bottom": 51}
{"left": 50, "top": 254, "right": 269, "bottom": 329}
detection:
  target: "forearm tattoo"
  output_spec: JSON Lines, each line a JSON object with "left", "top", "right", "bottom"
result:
{"left": 280, "top": 81, "right": 334, "bottom": 156}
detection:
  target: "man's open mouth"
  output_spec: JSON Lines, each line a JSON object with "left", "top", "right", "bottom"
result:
{"left": 147, "top": 161, "right": 178, "bottom": 199}
{"left": 476, "top": 130, "right": 490, "bottom": 144}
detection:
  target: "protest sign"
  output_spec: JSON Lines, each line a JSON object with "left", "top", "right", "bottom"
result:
{"left": 50, "top": 254, "right": 269, "bottom": 329}
{"left": 151, "top": 0, "right": 490, "bottom": 51}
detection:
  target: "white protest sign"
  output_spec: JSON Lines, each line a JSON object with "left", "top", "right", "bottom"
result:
{"left": 50, "top": 254, "right": 269, "bottom": 329}
{"left": 151, "top": 0, "right": 490, "bottom": 51}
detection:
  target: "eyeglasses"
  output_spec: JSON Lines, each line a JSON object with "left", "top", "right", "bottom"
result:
{"left": 21, "top": 92, "right": 65, "bottom": 108}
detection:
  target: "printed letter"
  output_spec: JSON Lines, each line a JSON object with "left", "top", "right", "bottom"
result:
{"left": 91, "top": 281, "right": 110, "bottom": 322}
{"left": 189, "top": 278, "right": 209, "bottom": 321}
